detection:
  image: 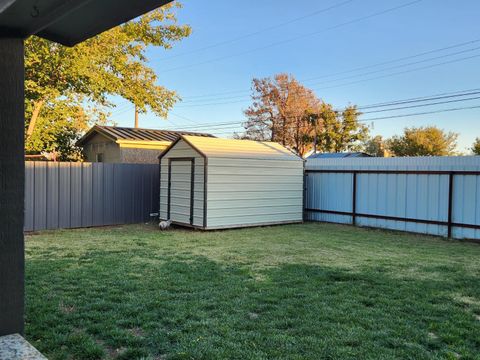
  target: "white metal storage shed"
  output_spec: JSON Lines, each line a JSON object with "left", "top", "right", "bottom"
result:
{"left": 159, "top": 136, "right": 304, "bottom": 230}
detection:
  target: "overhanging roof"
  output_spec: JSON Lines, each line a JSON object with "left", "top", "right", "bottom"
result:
{"left": 0, "top": 0, "right": 172, "bottom": 46}
{"left": 165, "top": 135, "right": 303, "bottom": 161}
{"left": 77, "top": 125, "right": 215, "bottom": 146}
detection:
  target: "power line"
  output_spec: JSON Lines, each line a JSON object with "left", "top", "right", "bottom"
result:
{"left": 174, "top": 102, "right": 480, "bottom": 133}
{"left": 310, "top": 52, "right": 480, "bottom": 92}
{"left": 361, "top": 95, "right": 480, "bottom": 114}
{"left": 174, "top": 49, "right": 480, "bottom": 108}
{"left": 175, "top": 39, "right": 480, "bottom": 106}
{"left": 357, "top": 88, "right": 480, "bottom": 109}
{"left": 176, "top": 51, "right": 480, "bottom": 109}
{"left": 303, "top": 46, "right": 480, "bottom": 87}
{"left": 360, "top": 104, "right": 480, "bottom": 122}
{"left": 160, "top": 0, "right": 424, "bottom": 73}
{"left": 179, "top": 38, "right": 480, "bottom": 102}
{"left": 170, "top": 89, "right": 480, "bottom": 131}
{"left": 152, "top": 0, "right": 356, "bottom": 63}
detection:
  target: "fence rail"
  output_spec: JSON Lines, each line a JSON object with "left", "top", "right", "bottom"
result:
{"left": 305, "top": 166, "right": 480, "bottom": 240}
{"left": 25, "top": 162, "right": 159, "bottom": 232}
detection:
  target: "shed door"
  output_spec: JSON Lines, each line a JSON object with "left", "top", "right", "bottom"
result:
{"left": 168, "top": 158, "right": 194, "bottom": 225}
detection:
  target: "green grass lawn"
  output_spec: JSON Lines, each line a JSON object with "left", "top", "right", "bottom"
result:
{"left": 25, "top": 223, "right": 480, "bottom": 360}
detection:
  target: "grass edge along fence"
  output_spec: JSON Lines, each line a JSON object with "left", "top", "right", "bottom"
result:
{"left": 25, "top": 162, "right": 159, "bottom": 232}
{"left": 304, "top": 156, "right": 480, "bottom": 240}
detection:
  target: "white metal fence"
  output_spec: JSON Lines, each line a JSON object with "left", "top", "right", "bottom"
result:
{"left": 305, "top": 156, "right": 480, "bottom": 240}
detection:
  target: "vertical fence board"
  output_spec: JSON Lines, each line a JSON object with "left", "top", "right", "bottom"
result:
{"left": 33, "top": 162, "right": 47, "bottom": 231}
{"left": 70, "top": 163, "right": 82, "bottom": 228}
{"left": 58, "top": 163, "right": 71, "bottom": 228}
{"left": 24, "top": 162, "right": 159, "bottom": 231}
{"left": 46, "top": 162, "right": 59, "bottom": 229}
{"left": 81, "top": 163, "right": 93, "bottom": 227}
{"left": 92, "top": 163, "right": 104, "bottom": 227}
{"left": 24, "top": 162, "right": 35, "bottom": 231}
{"left": 103, "top": 163, "right": 115, "bottom": 225}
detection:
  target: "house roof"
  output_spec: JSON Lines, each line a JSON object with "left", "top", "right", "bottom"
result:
{"left": 0, "top": 0, "right": 172, "bottom": 46}
{"left": 308, "top": 152, "right": 372, "bottom": 159}
{"left": 76, "top": 125, "right": 214, "bottom": 146}
{"left": 169, "top": 136, "right": 303, "bottom": 161}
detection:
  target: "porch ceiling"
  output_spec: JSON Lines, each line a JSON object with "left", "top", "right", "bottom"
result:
{"left": 0, "top": 0, "right": 172, "bottom": 46}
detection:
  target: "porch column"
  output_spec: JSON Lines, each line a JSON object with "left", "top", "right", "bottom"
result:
{"left": 0, "top": 38, "right": 25, "bottom": 336}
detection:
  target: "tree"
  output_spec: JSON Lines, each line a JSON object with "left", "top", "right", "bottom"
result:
{"left": 242, "top": 74, "right": 321, "bottom": 156}
{"left": 387, "top": 126, "right": 458, "bottom": 156}
{"left": 241, "top": 74, "right": 369, "bottom": 156}
{"left": 472, "top": 138, "right": 480, "bottom": 155}
{"left": 315, "top": 104, "right": 369, "bottom": 153}
{"left": 364, "top": 135, "right": 389, "bottom": 157}
{"left": 25, "top": 1, "right": 191, "bottom": 159}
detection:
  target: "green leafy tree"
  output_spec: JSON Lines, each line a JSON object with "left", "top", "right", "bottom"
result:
{"left": 25, "top": 2, "right": 191, "bottom": 159}
{"left": 315, "top": 104, "right": 369, "bottom": 153}
{"left": 472, "top": 138, "right": 480, "bottom": 155}
{"left": 387, "top": 126, "right": 458, "bottom": 156}
{"left": 364, "top": 135, "right": 389, "bottom": 157}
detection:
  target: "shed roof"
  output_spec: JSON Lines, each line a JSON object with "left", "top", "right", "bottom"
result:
{"left": 77, "top": 125, "right": 214, "bottom": 146}
{"left": 180, "top": 136, "right": 302, "bottom": 161}
{"left": 308, "top": 152, "right": 372, "bottom": 159}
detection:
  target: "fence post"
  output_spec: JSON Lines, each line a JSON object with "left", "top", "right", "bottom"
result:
{"left": 352, "top": 172, "right": 357, "bottom": 226}
{"left": 447, "top": 172, "right": 454, "bottom": 238}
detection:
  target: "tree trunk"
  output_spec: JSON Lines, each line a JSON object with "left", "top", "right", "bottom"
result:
{"left": 26, "top": 99, "right": 45, "bottom": 137}
{"left": 134, "top": 105, "right": 139, "bottom": 128}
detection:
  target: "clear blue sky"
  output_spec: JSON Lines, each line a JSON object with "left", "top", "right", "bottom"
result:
{"left": 111, "top": 0, "right": 480, "bottom": 153}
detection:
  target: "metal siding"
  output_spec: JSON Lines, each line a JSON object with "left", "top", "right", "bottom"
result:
{"left": 206, "top": 158, "right": 303, "bottom": 228}
{"left": 103, "top": 163, "right": 115, "bottom": 225}
{"left": 58, "top": 162, "right": 71, "bottom": 229}
{"left": 304, "top": 172, "right": 352, "bottom": 224}
{"left": 159, "top": 139, "right": 204, "bottom": 226}
{"left": 81, "top": 163, "right": 93, "bottom": 227}
{"left": 33, "top": 162, "right": 47, "bottom": 230}
{"left": 169, "top": 160, "right": 192, "bottom": 224}
{"left": 305, "top": 157, "right": 480, "bottom": 239}
{"left": 70, "top": 163, "right": 83, "bottom": 228}
{"left": 46, "top": 162, "right": 59, "bottom": 229}
{"left": 24, "top": 162, "right": 35, "bottom": 231}
{"left": 24, "top": 162, "right": 159, "bottom": 231}
{"left": 92, "top": 163, "right": 104, "bottom": 226}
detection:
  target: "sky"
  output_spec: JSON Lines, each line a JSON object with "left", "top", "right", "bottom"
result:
{"left": 110, "top": 0, "right": 480, "bottom": 153}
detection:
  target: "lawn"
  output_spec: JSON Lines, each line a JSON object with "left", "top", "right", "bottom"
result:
{"left": 25, "top": 223, "right": 480, "bottom": 360}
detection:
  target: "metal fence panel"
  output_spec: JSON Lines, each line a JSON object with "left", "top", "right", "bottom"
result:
{"left": 24, "top": 162, "right": 159, "bottom": 232}
{"left": 305, "top": 156, "right": 480, "bottom": 240}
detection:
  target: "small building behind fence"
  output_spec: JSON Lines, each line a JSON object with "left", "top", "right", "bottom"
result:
{"left": 77, "top": 125, "right": 214, "bottom": 164}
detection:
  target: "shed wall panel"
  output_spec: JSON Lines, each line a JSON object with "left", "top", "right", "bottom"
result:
{"left": 206, "top": 158, "right": 303, "bottom": 228}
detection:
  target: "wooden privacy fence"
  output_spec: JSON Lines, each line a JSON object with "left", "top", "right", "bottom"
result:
{"left": 305, "top": 157, "right": 480, "bottom": 240}
{"left": 25, "top": 162, "right": 159, "bottom": 232}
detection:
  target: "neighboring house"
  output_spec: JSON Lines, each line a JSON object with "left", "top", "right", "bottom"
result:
{"left": 307, "top": 152, "right": 372, "bottom": 159}
{"left": 77, "top": 125, "right": 214, "bottom": 164}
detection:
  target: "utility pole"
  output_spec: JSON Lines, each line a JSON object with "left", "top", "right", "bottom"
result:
{"left": 134, "top": 105, "right": 139, "bottom": 128}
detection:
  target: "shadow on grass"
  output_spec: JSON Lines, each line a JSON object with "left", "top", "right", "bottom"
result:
{"left": 26, "top": 252, "right": 480, "bottom": 360}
